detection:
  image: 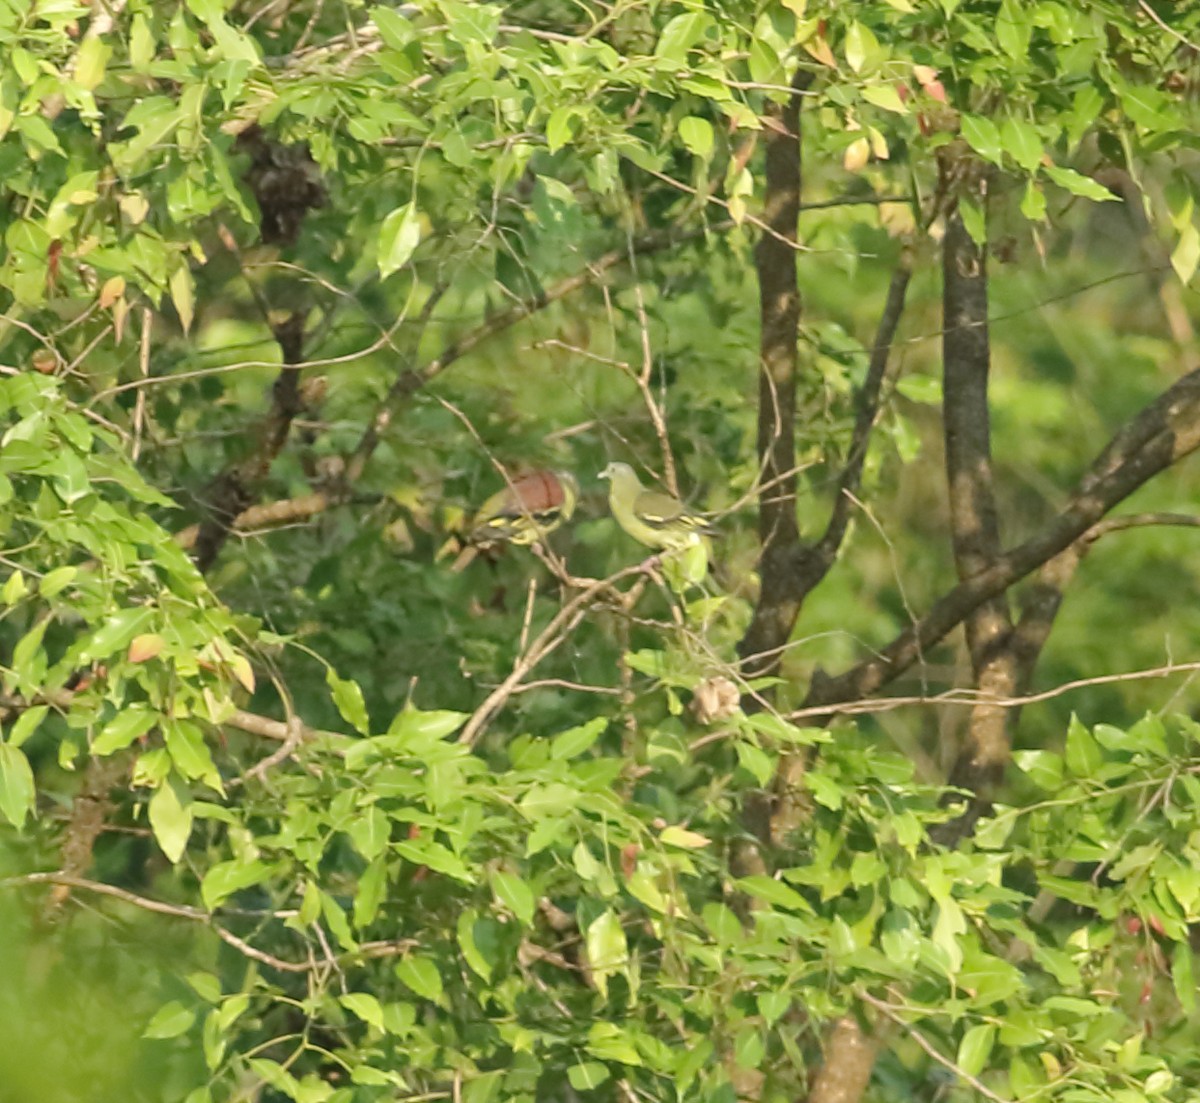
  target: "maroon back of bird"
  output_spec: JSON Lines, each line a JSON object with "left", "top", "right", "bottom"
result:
{"left": 508, "top": 471, "right": 565, "bottom": 513}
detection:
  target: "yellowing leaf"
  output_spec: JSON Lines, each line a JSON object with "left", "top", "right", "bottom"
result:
{"left": 227, "top": 652, "right": 255, "bottom": 693}
{"left": 170, "top": 263, "right": 195, "bottom": 334}
{"left": 802, "top": 33, "right": 837, "bottom": 68}
{"left": 75, "top": 36, "right": 111, "bottom": 91}
{"left": 99, "top": 275, "right": 125, "bottom": 309}
{"left": 120, "top": 193, "right": 149, "bottom": 224}
{"left": 843, "top": 136, "right": 870, "bottom": 172}
{"left": 585, "top": 910, "right": 628, "bottom": 999}
{"left": 128, "top": 633, "right": 165, "bottom": 662}
{"left": 378, "top": 202, "right": 421, "bottom": 279}
{"left": 1171, "top": 222, "right": 1200, "bottom": 285}
{"left": 660, "top": 825, "right": 711, "bottom": 849}
{"left": 149, "top": 780, "right": 193, "bottom": 863}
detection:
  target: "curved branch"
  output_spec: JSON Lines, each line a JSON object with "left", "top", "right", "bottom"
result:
{"left": 809, "top": 367, "right": 1200, "bottom": 709}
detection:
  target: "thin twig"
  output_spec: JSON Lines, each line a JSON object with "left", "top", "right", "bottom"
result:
{"left": 132, "top": 306, "right": 152, "bottom": 461}
{"left": 859, "top": 992, "right": 1012, "bottom": 1103}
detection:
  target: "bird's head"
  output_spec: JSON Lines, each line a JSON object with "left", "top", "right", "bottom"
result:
{"left": 598, "top": 461, "right": 634, "bottom": 483}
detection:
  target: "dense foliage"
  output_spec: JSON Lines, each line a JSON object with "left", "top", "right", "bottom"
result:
{"left": 2, "top": 2, "right": 1200, "bottom": 1102}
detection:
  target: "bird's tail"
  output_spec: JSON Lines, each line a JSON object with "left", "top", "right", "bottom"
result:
{"left": 449, "top": 543, "right": 479, "bottom": 573}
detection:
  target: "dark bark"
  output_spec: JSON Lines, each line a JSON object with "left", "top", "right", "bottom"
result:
{"left": 193, "top": 312, "right": 309, "bottom": 573}
{"left": 807, "top": 366, "right": 1200, "bottom": 711}
{"left": 939, "top": 200, "right": 1018, "bottom": 814}
{"left": 735, "top": 69, "right": 810, "bottom": 681}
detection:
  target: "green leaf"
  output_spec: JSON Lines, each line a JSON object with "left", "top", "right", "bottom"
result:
{"left": 457, "top": 909, "right": 493, "bottom": 981}
{"left": 844, "top": 22, "right": 879, "bottom": 74}
{"left": 736, "top": 741, "right": 774, "bottom": 785}
{"left": 149, "top": 778, "right": 193, "bottom": 863}
{"left": 371, "top": 5, "right": 414, "bottom": 49}
{"left": 3, "top": 571, "right": 29, "bottom": 604}
{"left": 1064, "top": 715, "right": 1102, "bottom": 777}
{"left": 341, "top": 992, "right": 385, "bottom": 1031}
{"left": 736, "top": 875, "right": 810, "bottom": 912}
{"left": 83, "top": 608, "right": 156, "bottom": 661}
{"left": 1043, "top": 165, "right": 1118, "bottom": 203}
{"left": 75, "top": 36, "right": 111, "bottom": 91}
{"left": 567, "top": 1063, "right": 610, "bottom": 1090}
{"left": 143, "top": 1001, "right": 195, "bottom": 1040}
{"left": 387, "top": 706, "right": 466, "bottom": 744}
{"left": 585, "top": 910, "right": 627, "bottom": 998}
{"left": 545, "top": 106, "right": 580, "bottom": 153}
{"left": 1014, "top": 749, "right": 1063, "bottom": 790}
{"left": 654, "top": 12, "right": 713, "bottom": 60}
{"left": 551, "top": 717, "right": 606, "bottom": 760}
{"left": 377, "top": 202, "right": 421, "bottom": 279}
{"left": 491, "top": 869, "right": 535, "bottom": 925}
{"left": 1174, "top": 943, "right": 1196, "bottom": 1014}
{"left": 164, "top": 720, "right": 221, "bottom": 789}
{"left": 130, "top": 14, "right": 155, "bottom": 69}
{"left": 587, "top": 1021, "right": 642, "bottom": 1065}
{"left": 446, "top": 2, "right": 500, "bottom": 45}
{"left": 203, "top": 859, "right": 272, "bottom": 910}
{"left": 1021, "top": 180, "right": 1047, "bottom": 221}
{"left": 995, "top": 0, "right": 1030, "bottom": 60}
{"left": 678, "top": 116, "right": 714, "bottom": 158}
{"left": 348, "top": 804, "right": 389, "bottom": 860}
{"left": 327, "top": 669, "right": 370, "bottom": 734}
{"left": 8, "top": 705, "right": 47, "bottom": 749}
{"left": 0, "top": 743, "right": 35, "bottom": 829}
{"left": 92, "top": 707, "right": 158, "bottom": 755}
{"left": 353, "top": 856, "right": 388, "bottom": 929}
{"left": 957, "top": 1023, "right": 996, "bottom": 1077}
{"left": 932, "top": 898, "right": 966, "bottom": 974}
{"left": 960, "top": 114, "right": 1003, "bottom": 164}
{"left": 519, "top": 782, "right": 579, "bottom": 817}
{"left": 1001, "top": 116, "right": 1042, "bottom": 171}
{"left": 38, "top": 566, "right": 77, "bottom": 598}
{"left": 395, "top": 954, "right": 443, "bottom": 1002}
{"left": 862, "top": 84, "right": 908, "bottom": 114}
{"left": 463, "top": 1070, "right": 504, "bottom": 1103}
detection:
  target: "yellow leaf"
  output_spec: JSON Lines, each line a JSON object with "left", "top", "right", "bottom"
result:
{"left": 228, "top": 653, "right": 255, "bottom": 694}
{"left": 120, "top": 193, "right": 149, "bottom": 225}
{"left": 170, "top": 264, "right": 194, "bottom": 334}
{"left": 128, "top": 633, "right": 165, "bottom": 662}
{"left": 868, "top": 126, "right": 889, "bottom": 160}
{"left": 1039, "top": 1051, "right": 1062, "bottom": 1079}
{"left": 802, "top": 33, "right": 837, "bottom": 68}
{"left": 843, "top": 136, "right": 870, "bottom": 173}
{"left": 660, "top": 825, "right": 711, "bottom": 849}
{"left": 99, "top": 275, "right": 125, "bottom": 309}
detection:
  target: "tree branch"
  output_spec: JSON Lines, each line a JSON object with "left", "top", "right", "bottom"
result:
{"left": 193, "top": 311, "right": 310, "bottom": 573}
{"left": 808, "top": 366, "right": 1200, "bottom": 710}
{"left": 736, "top": 68, "right": 811, "bottom": 681}
{"left": 816, "top": 244, "right": 914, "bottom": 562}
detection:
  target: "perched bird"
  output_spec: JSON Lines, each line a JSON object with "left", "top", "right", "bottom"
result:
{"left": 598, "top": 462, "right": 715, "bottom": 551}
{"left": 451, "top": 469, "right": 579, "bottom": 571}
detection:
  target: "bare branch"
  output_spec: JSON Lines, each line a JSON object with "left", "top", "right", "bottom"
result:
{"left": 808, "top": 366, "right": 1200, "bottom": 710}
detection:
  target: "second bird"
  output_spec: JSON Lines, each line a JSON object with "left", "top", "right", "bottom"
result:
{"left": 599, "top": 462, "right": 715, "bottom": 551}
{"left": 452, "top": 469, "right": 579, "bottom": 571}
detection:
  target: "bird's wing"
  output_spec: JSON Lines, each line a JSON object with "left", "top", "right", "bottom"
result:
{"left": 635, "top": 488, "right": 717, "bottom": 535}
{"left": 634, "top": 489, "right": 687, "bottom": 525}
